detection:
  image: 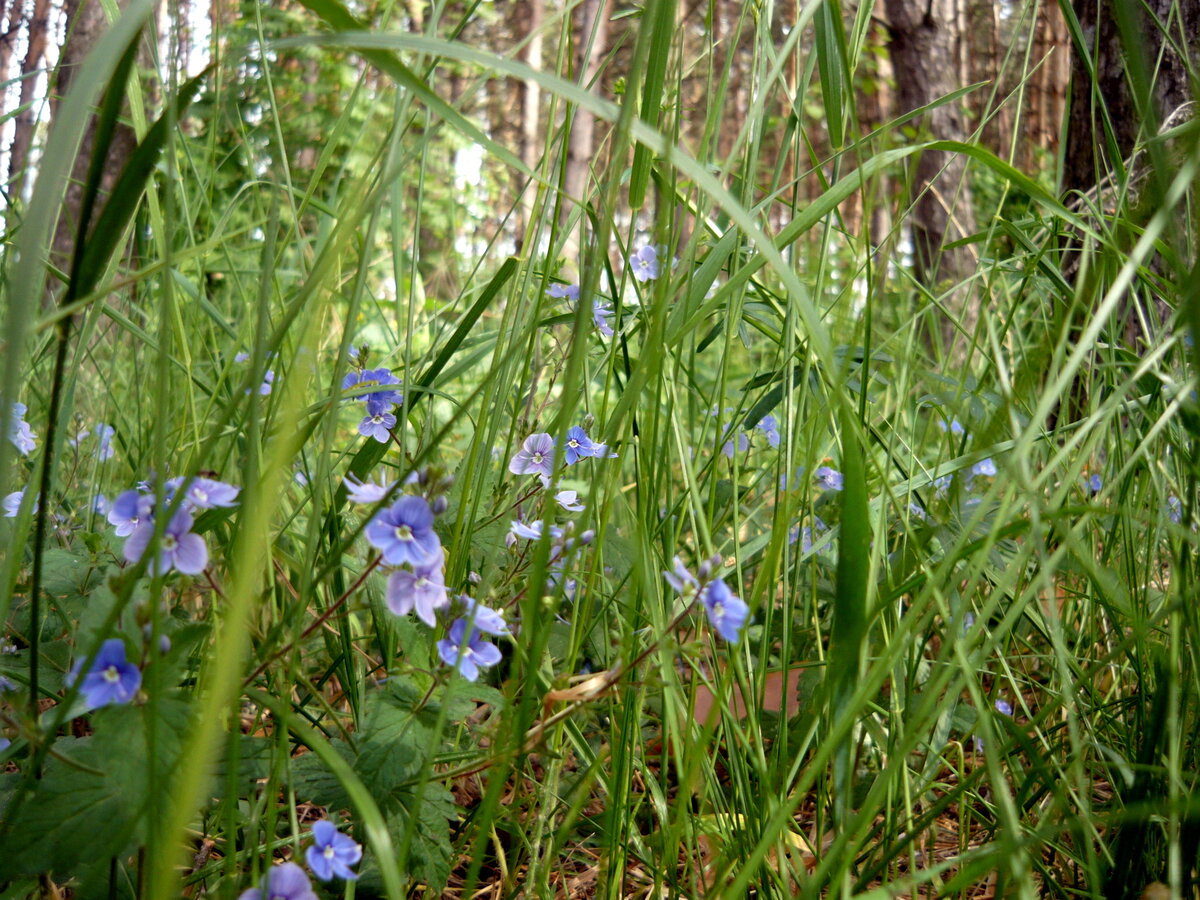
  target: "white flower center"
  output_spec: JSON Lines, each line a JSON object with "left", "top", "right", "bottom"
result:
{"left": 324, "top": 845, "right": 335, "bottom": 859}
{"left": 193, "top": 488, "right": 208, "bottom": 503}
{"left": 532, "top": 452, "right": 544, "bottom": 464}
{"left": 395, "top": 524, "right": 413, "bottom": 541}
{"left": 103, "top": 665, "right": 120, "bottom": 683}
{"left": 163, "top": 534, "right": 178, "bottom": 551}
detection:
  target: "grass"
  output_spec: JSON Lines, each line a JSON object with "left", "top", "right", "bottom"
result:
{"left": 1, "top": 0, "right": 1198, "bottom": 897}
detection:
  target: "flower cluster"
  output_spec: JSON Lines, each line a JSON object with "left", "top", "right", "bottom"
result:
{"left": 664, "top": 554, "right": 749, "bottom": 643}
{"left": 107, "top": 476, "right": 238, "bottom": 576}
{"left": 343, "top": 365, "right": 403, "bottom": 443}
{"left": 356, "top": 472, "right": 509, "bottom": 681}
{"left": 7, "top": 403, "right": 36, "bottom": 456}
{"left": 508, "top": 426, "right": 614, "bottom": 486}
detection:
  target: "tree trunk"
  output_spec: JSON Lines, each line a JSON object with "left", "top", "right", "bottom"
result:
{"left": 1062, "top": 0, "right": 1199, "bottom": 198}
{"left": 882, "top": 0, "right": 977, "bottom": 297}
{"left": 516, "top": 0, "right": 542, "bottom": 249}
{"left": 50, "top": 0, "right": 139, "bottom": 274}
{"left": 564, "top": 0, "right": 609, "bottom": 221}
{"left": 7, "top": 0, "right": 53, "bottom": 199}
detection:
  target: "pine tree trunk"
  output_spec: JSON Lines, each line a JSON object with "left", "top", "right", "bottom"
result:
{"left": 1062, "top": 0, "right": 1199, "bottom": 198}
{"left": 882, "top": 0, "right": 977, "bottom": 291}
{"left": 7, "top": 0, "right": 52, "bottom": 198}
{"left": 50, "top": 0, "right": 139, "bottom": 274}
{"left": 564, "top": 0, "right": 609, "bottom": 244}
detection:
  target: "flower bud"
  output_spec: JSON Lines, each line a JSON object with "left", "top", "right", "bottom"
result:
{"left": 431, "top": 495, "right": 448, "bottom": 516}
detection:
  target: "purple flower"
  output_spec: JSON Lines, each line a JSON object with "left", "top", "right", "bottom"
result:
{"left": 508, "top": 519, "right": 545, "bottom": 542}
{"left": 995, "top": 698, "right": 1013, "bottom": 717}
{"left": 554, "top": 490, "right": 585, "bottom": 512}
{"left": 1086, "top": 473, "right": 1102, "bottom": 495}
{"left": 386, "top": 565, "right": 449, "bottom": 627}
{"left": 94, "top": 423, "right": 116, "bottom": 461}
{"left": 344, "top": 473, "right": 395, "bottom": 504}
{"left": 564, "top": 426, "right": 609, "bottom": 465}
{"left": 700, "top": 578, "right": 748, "bottom": 643}
{"left": 238, "top": 863, "right": 318, "bottom": 900}
{"left": 508, "top": 433, "right": 555, "bottom": 479}
{"left": 258, "top": 370, "right": 275, "bottom": 395}
{"left": 592, "top": 300, "right": 615, "bottom": 337}
{"left": 3, "top": 489, "right": 35, "bottom": 518}
{"left": 971, "top": 458, "right": 997, "bottom": 478}
{"left": 755, "top": 415, "right": 780, "bottom": 448}
{"left": 7, "top": 403, "right": 36, "bottom": 456}
{"left": 814, "top": 466, "right": 844, "bottom": 491}
{"left": 458, "top": 596, "right": 510, "bottom": 635}
{"left": 123, "top": 508, "right": 209, "bottom": 575}
{"left": 1167, "top": 495, "right": 1182, "bottom": 524}
{"left": 66, "top": 639, "right": 141, "bottom": 708}
{"left": 358, "top": 410, "right": 396, "bottom": 443}
{"left": 547, "top": 282, "right": 580, "bottom": 303}
{"left": 107, "top": 489, "right": 154, "bottom": 537}
{"left": 365, "top": 495, "right": 442, "bottom": 567}
{"left": 938, "top": 417, "right": 966, "bottom": 435}
{"left": 663, "top": 557, "right": 699, "bottom": 595}
{"left": 629, "top": 245, "right": 660, "bottom": 282}
{"left": 934, "top": 475, "right": 953, "bottom": 495}
{"left": 167, "top": 476, "right": 240, "bottom": 510}
{"left": 722, "top": 432, "right": 750, "bottom": 459}
{"left": 343, "top": 367, "right": 403, "bottom": 413}
{"left": 305, "top": 820, "right": 361, "bottom": 882}
{"left": 437, "top": 618, "right": 503, "bottom": 682}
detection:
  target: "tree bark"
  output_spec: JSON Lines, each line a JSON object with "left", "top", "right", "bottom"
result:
{"left": 1062, "top": 0, "right": 1199, "bottom": 198}
{"left": 564, "top": 0, "right": 609, "bottom": 218}
{"left": 50, "top": 0, "right": 139, "bottom": 274}
{"left": 882, "top": 0, "right": 977, "bottom": 295}
{"left": 7, "top": 0, "right": 52, "bottom": 198}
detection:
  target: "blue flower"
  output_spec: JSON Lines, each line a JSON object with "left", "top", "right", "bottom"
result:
{"left": 814, "top": 465, "right": 844, "bottom": 491}
{"left": 107, "top": 489, "right": 153, "bottom": 537}
{"left": 663, "top": 557, "right": 699, "bottom": 596}
{"left": 438, "top": 618, "right": 503, "bottom": 681}
{"left": 755, "top": 415, "right": 780, "bottom": 448}
{"left": 67, "top": 639, "right": 141, "bottom": 708}
{"left": 167, "top": 476, "right": 240, "bottom": 510}
{"left": 343, "top": 367, "right": 402, "bottom": 413}
{"left": 937, "top": 417, "right": 965, "bottom": 435}
{"left": 995, "top": 698, "right": 1013, "bottom": 717}
{"left": 386, "top": 564, "right": 449, "bottom": 627}
{"left": 554, "top": 490, "right": 585, "bottom": 512}
{"left": 971, "top": 458, "right": 997, "bottom": 478}
{"left": 629, "top": 245, "right": 660, "bottom": 282}
{"left": 508, "top": 519, "right": 547, "bottom": 542}
{"left": 547, "top": 282, "right": 580, "bottom": 303}
{"left": 508, "top": 433, "right": 555, "bottom": 479}
{"left": 258, "top": 370, "right": 275, "bottom": 395}
{"left": 1086, "top": 473, "right": 1102, "bottom": 495}
{"left": 722, "top": 432, "right": 749, "bottom": 459}
{"left": 7, "top": 403, "right": 36, "bottom": 456}
{"left": 564, "top": 426, "right": 609, "bottom": 465}
{"left": 934, "top": 475, "right": 952, "bottom": 495}
{"left": 1167, "top": 495, "right": 1182, "bottom": 524}
{"left": 123, "top": 508, "right": 209, "bottom": 575}
{"left": 592, "top": 300, "right": 615, "bottom": 337}
{"left": 457, "top": 596, "right": 511, "bottom": 635}
{"left": 93, "top": 423, "right": 116, "bottom": 461}
{"left": 305, "top": 820, "right": 362, "bottom": 882}
{"left": 344, "top": 473, "right": 395, "bottom": 504}
{"left": 3, "top": 488, "right": 35, "bottom": 518}
{"left": 358, "top": 410, "right": 397, "bottom": 443}
{"left": 238, "top": 863, "right": 318, "bottom": 900}
{"left": 700, "top": 578, "right": 748, "bottom": 643}
{"left": 365, "top": 495, "right": 442, "bottom": 567}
